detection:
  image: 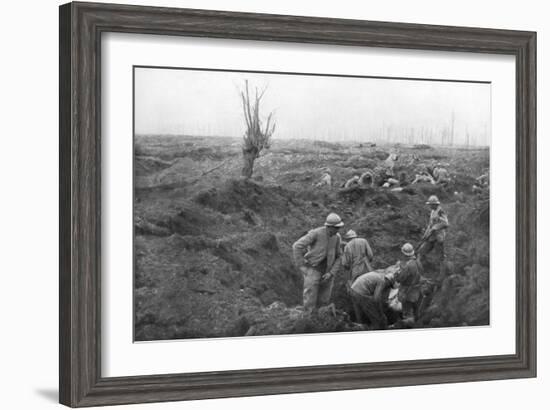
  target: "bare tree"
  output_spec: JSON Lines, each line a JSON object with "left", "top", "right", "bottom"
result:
{"left": 239, "top": 80, "right": 276, "bottom": 178}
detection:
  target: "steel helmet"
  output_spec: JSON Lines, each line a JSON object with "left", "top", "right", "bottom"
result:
{"left": 343, "top": 230, "right": 358, "bottom": 240}
{"left": 425, "top": 195, "right": 440, "bottom": 205}
{"left": 401, "top": 243, "right": 415, "bottom": 257}
{"left": 324, "top": 213, "right": 344, "bottom": 227}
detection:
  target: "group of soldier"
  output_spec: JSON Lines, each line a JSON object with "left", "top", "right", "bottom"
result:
{"left": 292, "top": 194, "right": 449, "bottom": 329}
{"left": 314, "top": 153, "right": 452, "bottom": 192}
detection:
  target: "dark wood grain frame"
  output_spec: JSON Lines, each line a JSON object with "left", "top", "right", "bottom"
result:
{"left": 59, "top": 1, "right": 536, "bottom": 407}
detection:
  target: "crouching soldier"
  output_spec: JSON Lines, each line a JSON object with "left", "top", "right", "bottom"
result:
{"left": 293, "top": 213, "right": 344, "bottom": 311}
{"left": 417, "top": 195, "right": 449, "bottom": 279}
{"left": 341, "top": 230, "right": 374, "bottom": 283}
{"left": 314, "top": 167, "right": 332, "bottom": 188}
{"left": 433, "top": 164, "right": 451, "bottom": 186}
{"left": 473, "top": 172, "right": 490, "bottom": 194}
{"left": 349, "top": 271, "right": 396, "bottom": 330}
{"left": 395, "top": 243, "right": 424, "bottom": 326}
{"left": 412, "top": 171, "right": 436, "bottom": 185}
{"left": 343, "top": 175, "right": 361, "bottom": 188}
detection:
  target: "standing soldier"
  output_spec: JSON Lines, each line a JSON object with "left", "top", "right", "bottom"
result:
{"left": 417, "top": 195, "right": 449, "bottom": 279}
{"left": 395, "top": 243, "right": 424, "bottom": 326}
{"left": 341, "top": 230, "right": 375, "bottom": 284}
{"left": 293, "top": 213, "right": 344, "bottom": 311}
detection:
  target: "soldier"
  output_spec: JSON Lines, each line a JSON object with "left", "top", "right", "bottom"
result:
{"left": 383, "top": 152, "right": 399, "bottom": 174}
{"left": 473, "top": 172, "right": 490, "bottom": 194}
{"left": 343, "top": 175, "right": 361, "bottom": 188}
{"left": 293, "top": 213, "right": 344, "bottom": 311}
{"left": 395, "top": 243, "right": 424, "bottom": 326}
{"left": 417, "top": 195, "right": 449, "bottom": 279}
{"left": 412, "top": 167, "right": 436, "bottom": 185}
{"left": 359, "top": 166, "right": 394, "bottom": 187}
{"left": 341, "top": 230, "right": 374, "bottom": 284}
{"left": 349, "top": 271, "right": 396, "bottom": 330}
{"left": 433, "top": 164, "right": 451, "bottom": 186}
{"left": 314, "top": 167, "right": 332, "bottom": 188}
{"left": 358, "top": 169, "right": 375, "bottom": 187}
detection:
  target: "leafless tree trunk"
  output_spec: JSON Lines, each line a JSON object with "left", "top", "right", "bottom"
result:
{"left": 239, "top": 80, "right": 276, "bottom": 178}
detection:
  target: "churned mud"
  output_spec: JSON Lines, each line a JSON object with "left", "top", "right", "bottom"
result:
{"left": 134, "top": 135, "right": 489, "bottom": 341}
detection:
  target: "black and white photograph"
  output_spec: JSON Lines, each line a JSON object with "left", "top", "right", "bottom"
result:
{"left": 133, "top": 66, "right": 491, "bottom": 341}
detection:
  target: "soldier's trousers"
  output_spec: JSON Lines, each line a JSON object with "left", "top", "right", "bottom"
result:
{"left": 418, "top": 239, "right": 446, "bottom": 278}
{"left": 402, "top": 300, "right": 421, "bottom": 323}
{"left": 302, "top": 266, "right": 334, "bottom": 311}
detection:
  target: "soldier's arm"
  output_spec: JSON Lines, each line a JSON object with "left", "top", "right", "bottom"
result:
{"left": 328, "top": 236, "right": 343, "bottom": 276}
{"left": 365, "top": 239, "right": 374, "bottom": 262}
{"left": 394, "top": 262, "right": 410, "bottom": 284}
{"left": 341, "top": 245, "right": 352, "bottom": 269}
{"left": 431, "top": 210, "right": 449, "bottom": 231}
{"left": 423, "top": 224, "right": 432, "bottom": 238}
{"left": 328, "top": 258, "right": 342, "bottom": 277}
{"left": 292, "top": 230, "right": 316, "bottom": 267}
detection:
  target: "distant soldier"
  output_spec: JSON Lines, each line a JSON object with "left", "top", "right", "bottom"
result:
{"left": 341, "top": 230, "right": 374, "bottom": 284}
{"left": 359, "top": 166, "right": 394, "bottom": 187}
{"left": 358, "top": 169, "right": 375, "bottom": 187}
{"left": 477, "top": 172, "right": 490, "bottom": 186}
{"left": 293, "top": 213, "right": 344, "bottom": 311}
{"left": 473, "top": 172, "right": 490, "bottom": 194}
{"left": 383, "top": 152, "right": 399, "bottom": 174}
{"left": 412, "top": 173, "right": 436, "bottom": 185}
{"left": 395, "top": 243, "right": 424, "bottom": 326}
{"left": 417, "top": 195, "right": 449, "bottom": 279}
{"left": 343, "top": 175, "right": 361, "bottom": 188}
{"left": 349, "top": 271, "right": 396, "bottom": 330}
{"left": 314, "top": 167, "right": 332, "bottom": 188}
{"left": 433, "top": 164, "right": 451, "bottom": 186}
{"left": 412, "top": 167, "right": 436, "bottom": 185}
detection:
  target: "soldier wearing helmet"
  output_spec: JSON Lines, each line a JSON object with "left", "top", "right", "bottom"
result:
{"left": 341, "top": 229, "right": 374, "bottom": 284}
{"left": 293, "top": 213, "right": 344, "bottom": 311}
{"left": 394, "top": 243, "right": 424, "bottom": 326}
{"left": 348, "top": 270, "right": 396, "bottom": 330}
{"left": 417, "top": 195, "right": 449, "bottom": 279}
{"left": 433, "top": 165, "right": 451, "bottom": 186}
{"left": 314, "top": 167, "right": 332, "bottom": 188}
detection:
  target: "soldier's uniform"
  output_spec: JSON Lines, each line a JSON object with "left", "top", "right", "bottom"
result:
{"left": 433, "top": 167, "right": 451, "bottom": 186}
{"left": 349, "top": 271, "right": 392, "bottom": 330}
{"left": 293, "top": 214, "right": 344, "bottom": 311}
{"left": 418, "top": 197, "right": 449, "bottom": 279}
{"left": 344, "top": 175, "right": 360, "bottom": 188}
{"left": 315, "top": 172, "right": 332, "bottom": 188}
{"left": 359, "top": 166, "right": 393, "bottom": 187}
{"left": 395, "top": 256, "right": 423, "bottom": 324}
{"left": 341, "top": 232, "right": 374, "bottom": 283}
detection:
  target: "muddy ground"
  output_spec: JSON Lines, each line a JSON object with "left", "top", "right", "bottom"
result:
{"left": 134, "top": 135, "right": 490, "bottom": 341}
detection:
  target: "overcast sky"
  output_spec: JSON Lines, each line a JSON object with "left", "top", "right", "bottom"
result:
{"left": 134, "top": 67, "right": 491, "bottom": 146}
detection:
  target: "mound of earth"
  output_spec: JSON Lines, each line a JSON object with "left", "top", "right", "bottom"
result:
{"left": 243, "top": 302, "right": 365, "bottom": 336}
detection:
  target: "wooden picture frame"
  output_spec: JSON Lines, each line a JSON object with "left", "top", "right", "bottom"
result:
{"left": 59, "top": 1, "right": 536, "bottom": 407}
